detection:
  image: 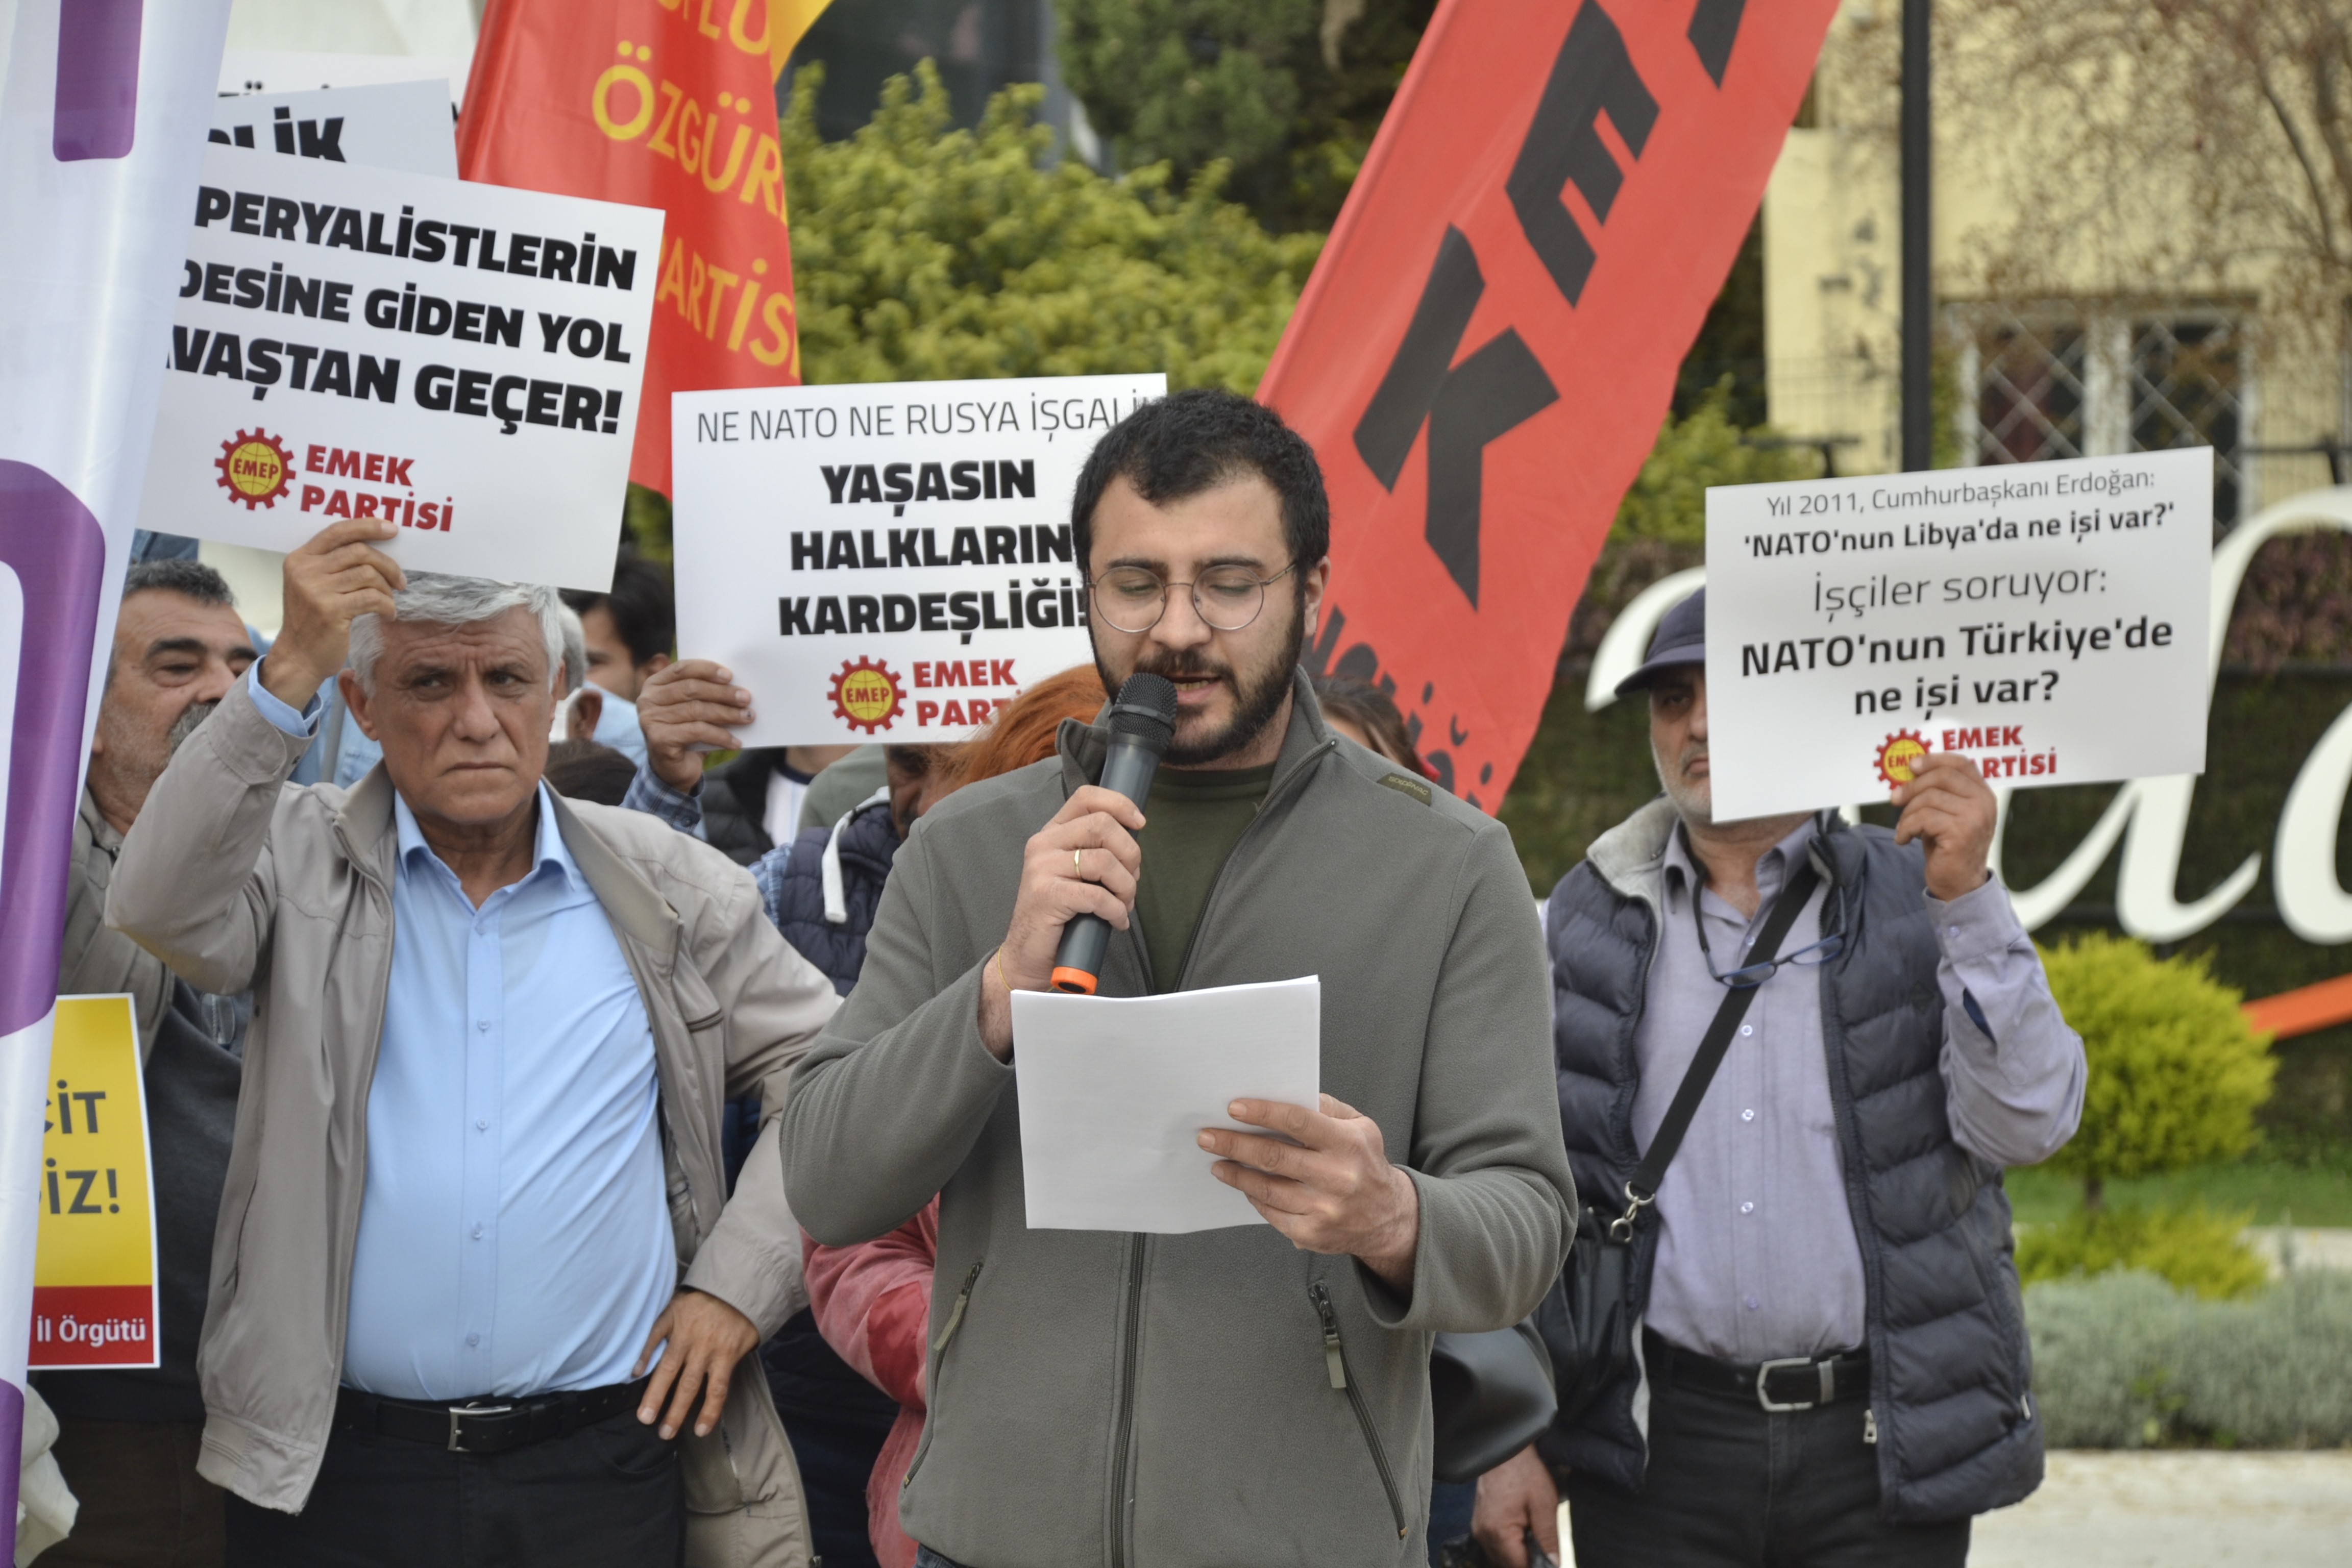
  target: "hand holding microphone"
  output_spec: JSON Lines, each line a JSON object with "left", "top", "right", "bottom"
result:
{"left": 977, "top": 673, "right": 1179, "bottom": 1058}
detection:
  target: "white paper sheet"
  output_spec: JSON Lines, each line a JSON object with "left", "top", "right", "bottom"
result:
{"left": 1011, "top": 976, "right": 1320, "bottom": 1234}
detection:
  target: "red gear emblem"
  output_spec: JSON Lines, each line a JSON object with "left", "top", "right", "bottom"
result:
{"left": 215, "top": 429, "right": 295, "bottom": 509}
{"left": 1874, "top": 729, "right": 1931, "bottom": 788}
{"left": 828, "top": 657, "right": 904, "bottom": 734}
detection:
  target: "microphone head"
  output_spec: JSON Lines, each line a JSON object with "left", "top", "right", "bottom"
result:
{"left": 1107, "top": 671, "right": 1179, "bottom": 751}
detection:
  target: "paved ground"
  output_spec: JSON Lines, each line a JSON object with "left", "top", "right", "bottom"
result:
{"left": 2248, "top": 1226, "right": 2352, "bottom": 1275}
{"left": 1971, "top": 1452, "right": 2352, "bottom": 1566}
{"left": 1545, "top": 1451, "right": 2352, "bottom": 1566}
{"left": 1536, "top": 1241, "right": 2352, "bottom": 1564}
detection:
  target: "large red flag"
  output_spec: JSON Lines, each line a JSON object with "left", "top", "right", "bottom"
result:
{"left": 1260, "top": 0, "right": 1837, "bottom": 809}
{"left": 459, "top": 0, "right": 807, "bottom": 495}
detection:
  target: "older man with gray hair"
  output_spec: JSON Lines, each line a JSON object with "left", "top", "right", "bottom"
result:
{"left": 108, "top": 518, "right": 841, "bottom": 1568}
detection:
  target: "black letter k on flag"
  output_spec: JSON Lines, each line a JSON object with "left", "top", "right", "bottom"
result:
{"left": 1352, "top": 228, "right": 1558, "bottom": 607}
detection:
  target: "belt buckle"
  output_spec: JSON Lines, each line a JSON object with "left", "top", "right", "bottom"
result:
{"left": 1755, "top": 1357, "right": 1818, "bottom": 1413}
{"left": 447, "top": 1401, "right": 515, "bottom": 1453}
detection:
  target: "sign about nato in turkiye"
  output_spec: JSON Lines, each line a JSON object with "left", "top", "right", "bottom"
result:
{"left": 135, "top": 143, "right": 662, "bottom": 591}
{"left": 1703, "top": 448, "right": 2215, "bottom": 822}
{"left": 672, "top": 375, "right": 1165, "bottom": 746}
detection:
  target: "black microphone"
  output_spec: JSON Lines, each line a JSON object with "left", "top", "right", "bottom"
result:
{"left": 1050, "top": 672, "right": 1179, "bottom": 994}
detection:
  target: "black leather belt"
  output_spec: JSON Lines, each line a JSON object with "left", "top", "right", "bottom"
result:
{"left": 334, "top": 1376, "right": 652, "bottom": 1455}
{"left": 1645, "top": 1327, "right": 1869, "bottom": 1413}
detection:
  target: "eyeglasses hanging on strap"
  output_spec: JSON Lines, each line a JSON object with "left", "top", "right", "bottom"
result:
{"left": 1692, "top": 870, "right": 1843, "bottom": 989}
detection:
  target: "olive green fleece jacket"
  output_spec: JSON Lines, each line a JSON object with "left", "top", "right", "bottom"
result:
{"left": 782, "top": 673, "right": 1576, "bottom": 1568}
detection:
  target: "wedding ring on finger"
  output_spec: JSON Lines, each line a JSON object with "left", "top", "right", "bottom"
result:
{"left": 1073, "top": 848, "right": 1085, "bottom": 880}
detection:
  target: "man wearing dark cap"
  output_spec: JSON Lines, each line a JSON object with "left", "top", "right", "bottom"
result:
{"left": 1473, "top": 588, "right": 2086, "bottom": 1568}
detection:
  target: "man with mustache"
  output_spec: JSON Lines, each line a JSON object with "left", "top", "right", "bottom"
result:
{"left": 745, "top": 388, "right": 1572, "bottom": 1566}
{"left": 38, "top": 560, "right": 257, "bottom": 1567}
{"left": 1475, "top": 589, "right": 2086, "bottom": 1568}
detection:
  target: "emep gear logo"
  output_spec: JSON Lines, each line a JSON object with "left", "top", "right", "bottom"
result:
{"left": 215, "top": 429, "right": 295, "bottom": 509}
{"left": 829, "top": 657, "right": 905, "bottom": 733}
{"left": 1875, "top": 729, "right": 1931, "bottom": 788}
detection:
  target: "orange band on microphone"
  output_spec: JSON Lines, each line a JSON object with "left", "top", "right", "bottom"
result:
{"left": 1049, "top": 967, "right": 1099, "bottom": 995}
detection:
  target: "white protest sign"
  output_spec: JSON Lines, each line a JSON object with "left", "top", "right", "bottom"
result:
{"left": 220, "top": 50, "right": 470, "bottom": 110}
{"left": 673, "top": 375, "right": 1165, "bottom": 745}
{"left": 1704, "top": 448, "right": 2213, "bottom": 821}
{"left": 136, "top": 143, "right": 662, "bottom": 591}
{"left": 208, "top": 81, "right": 456, "bottom": 178}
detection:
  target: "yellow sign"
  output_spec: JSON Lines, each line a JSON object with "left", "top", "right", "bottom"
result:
{"left": 31, "top": 996, "right": 158, "bottom": 1369}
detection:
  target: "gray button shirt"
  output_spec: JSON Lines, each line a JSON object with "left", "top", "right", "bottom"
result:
{"left": 1635, "top": 816, "right": 2085, "bottom": 1363}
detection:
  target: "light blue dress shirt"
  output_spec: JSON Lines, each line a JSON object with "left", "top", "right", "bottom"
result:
{"left": 248, "top": 664, "right": 677, "bottom": 1400}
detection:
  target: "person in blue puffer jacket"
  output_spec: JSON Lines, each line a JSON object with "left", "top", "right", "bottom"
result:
{"left": 754, "top": 746, "right": 934, "bottom": 993}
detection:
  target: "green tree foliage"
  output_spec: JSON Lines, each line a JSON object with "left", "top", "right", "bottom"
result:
{"left": 2018, "top": 936, "right": 2277, "bottom": 1300}
{"left": 1610, "top": 380, "right": 1814, "bottom": 546}
{"left": 624, "top": 483, "right": 672, "bottom": 562}
{"left": 2039, "top": 933, "right": 2276, "bottom": 1201}
{"left": 1055, "top": 0, "right": 1434, "bottom": 233}
{"left": 2018, "top": 1203, "right": 2270, "bottom": 1301}
{"left": 780, "top": 62, "right": 1321, "bottom": 392}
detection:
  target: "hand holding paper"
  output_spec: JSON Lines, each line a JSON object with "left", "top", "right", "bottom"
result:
{"left": 265, "top": 518, "right": 405, "bottom": 705}
{"left": 1202, "top": 1093, "right": 1420, "bottom": 1290}
{"left": 636, "top": 658, "right": 756, "bottom": 793}
{"left": 1011, "top": 977, "right": 1317, "bottom": 1234}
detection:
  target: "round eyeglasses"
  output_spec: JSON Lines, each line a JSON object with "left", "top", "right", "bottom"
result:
{"left": 1088, "top": 562, "right": 1298, "bottom": 634}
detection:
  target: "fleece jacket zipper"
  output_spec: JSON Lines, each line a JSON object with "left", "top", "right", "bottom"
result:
{"left": 1106, "top": 736, "right": 1335, "bottom": 1568}
{"left": 1106, "top": 1233, "right": 1149, "bottom": 1568}
{"left": 901, "top": 1260, "right": 982, "bottom": 1490}
{"left": 1311, "top": 1283, "right": 1407, "bottom": 1539}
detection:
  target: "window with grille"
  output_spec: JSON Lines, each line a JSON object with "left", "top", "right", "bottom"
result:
{"left": 1952, "top": 305, "right": 2249, "bottom": 527}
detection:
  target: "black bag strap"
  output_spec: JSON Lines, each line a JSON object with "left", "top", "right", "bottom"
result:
{"left": 1609, "top": 861, "right": 1822, "bottom": 1241}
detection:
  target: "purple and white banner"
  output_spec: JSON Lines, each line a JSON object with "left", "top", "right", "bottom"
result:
{"left": 0, "top": 0, "right": 233, "bottom": 1520}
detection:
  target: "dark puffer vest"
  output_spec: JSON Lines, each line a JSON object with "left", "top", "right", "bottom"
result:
{"left": 1541, "top": 799, "right": 2041, "bottom": 1523}
{"left": 770, "top": 796, "right": 900, "bottom": 996}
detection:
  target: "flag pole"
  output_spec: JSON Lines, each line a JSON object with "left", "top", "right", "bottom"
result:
{"left": 0, "top": 0, "right": 234, "bottom": 1513}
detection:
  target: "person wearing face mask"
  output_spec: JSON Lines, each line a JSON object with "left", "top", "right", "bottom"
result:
{"left": 37, "top": 560, "right": 259, "bottom": 1568}
{"left": 727, "top": 388, "right": 1574, "bottom": 1568}
{"left": 557, "top": 547, "right": 676, "bottom": 768}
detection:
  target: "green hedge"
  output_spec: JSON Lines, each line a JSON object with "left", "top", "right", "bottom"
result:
{"left": 2025, "top": 1270, "right": 2352, "bottom": 1448}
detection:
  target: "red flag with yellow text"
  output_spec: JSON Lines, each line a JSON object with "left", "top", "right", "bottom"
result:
{"left": 460, "top": 0, "right": 812, "bottom": 495}
{"left": 1258, "top": 0, "right": 1836, "bottom": 808}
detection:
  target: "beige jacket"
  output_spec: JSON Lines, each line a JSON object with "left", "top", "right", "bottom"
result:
{"left": 106, "top": 677, "right": 839, "bottom": 1568}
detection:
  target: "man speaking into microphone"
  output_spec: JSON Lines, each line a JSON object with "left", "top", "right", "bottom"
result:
{"left": 781, "top": 389, "right": 1575, "bottom": 1567}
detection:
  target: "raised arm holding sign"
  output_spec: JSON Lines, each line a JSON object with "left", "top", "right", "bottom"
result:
{"left": 1509, "top": 583, "right": 2088, "bottom": 1568}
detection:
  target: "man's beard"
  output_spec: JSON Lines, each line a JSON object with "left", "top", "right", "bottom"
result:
{"left": 167, "top": 701, "right": 218, "bottom": 758}
{"left": 1653, "top": 734, "right": 1712, "bottom": 826}
{"left": 1096, "top": 597, "right": 1304, "bottom": 767}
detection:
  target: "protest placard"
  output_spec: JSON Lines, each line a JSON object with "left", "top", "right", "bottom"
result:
{"left": 672, "top": 374, "right": 1164, "bottom": 745}
{"left": 1703, "top": 448, "right": 2214, "bottom": 822}
{"left": 209, "top": 80, "right": 456, "bottom": 178}
{"left": 135, "top": 143, "right": 661, "bottom": 591}
{"left": 29, "top": 998, "right": 158, "bottom": 1371}
{"left": 220, "top": 50, "right": 471, "bottom": 110}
